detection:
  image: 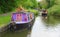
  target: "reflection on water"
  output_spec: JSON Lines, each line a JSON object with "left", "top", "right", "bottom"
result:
{"left": 44, "top": 16, "right": 60, "bottom": 27}
{"left": 1, "top": 16, "right": 60, "bottom": 37}
{"left": 31, "top": 16, "right": 60, "bottom": 37}
{"left": 0, "top": 30, "right": 29, "bottom": 37}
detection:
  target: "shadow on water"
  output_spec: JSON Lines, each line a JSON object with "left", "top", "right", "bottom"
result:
{"left": 0, "top": 29, "right": 31, "bottom": 37}
{"left": 43, "top": 16, "right": 60, "bottom": 27}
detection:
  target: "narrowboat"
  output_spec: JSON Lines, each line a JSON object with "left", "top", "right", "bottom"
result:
{"left": 9, "top": 12, "right": 35, "bottom": 31}
{"left": 42, "top": 9, "right": 47, "bottom": 17}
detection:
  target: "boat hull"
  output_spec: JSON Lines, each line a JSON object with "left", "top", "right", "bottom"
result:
{"left": 9, "top": 18, "right": 35, "bottom": 31}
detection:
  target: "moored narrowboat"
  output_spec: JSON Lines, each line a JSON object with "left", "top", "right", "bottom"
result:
{"left": 9, "top": 12, "right": 35, "bottom": 31}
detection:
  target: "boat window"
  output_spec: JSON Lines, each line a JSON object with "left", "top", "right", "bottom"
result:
{"left": 12, "top": 13, "right": 28, "bottom": 22}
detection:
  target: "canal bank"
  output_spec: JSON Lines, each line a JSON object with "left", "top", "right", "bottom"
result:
{"left": 0, "top": 24, "right": 9, "bottom": 32}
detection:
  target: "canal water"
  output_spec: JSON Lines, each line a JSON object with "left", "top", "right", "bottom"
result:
{"left": 0, "top": 16, "right": 60, "bottom": 37}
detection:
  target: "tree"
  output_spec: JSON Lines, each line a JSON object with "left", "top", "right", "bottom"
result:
{"left": 17, "top": 0, "right": 38, "bottom": 9}
{"left": 38, "top": 0, "right": 56, "bottom": 9}
{"left": 46, "top": 0, "right": 55, "bottom": 8}
{"left": 0, "top": 0, "right": 38, "bottom": 13}
{"left": 0, "top": 0, "right": 17, "bottom": 13}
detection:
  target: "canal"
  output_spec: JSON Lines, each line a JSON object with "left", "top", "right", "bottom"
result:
{"left": 0, "top": 16, "right": 60, "bottom": 37}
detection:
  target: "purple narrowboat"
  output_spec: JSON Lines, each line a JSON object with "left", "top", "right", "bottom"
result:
{"left": 9, "top": 12, "right": 35, "bottom": 31}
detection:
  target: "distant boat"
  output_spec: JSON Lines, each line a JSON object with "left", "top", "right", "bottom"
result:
{"left": 41, "top": 9, "right": 47, "bottom": 16}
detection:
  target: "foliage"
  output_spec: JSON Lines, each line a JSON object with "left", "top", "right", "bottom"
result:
{"left": 46, "top": 0, "right": 55, "bottom": 8}
{"left": 38, "top": 0, "right": 48, "bottom": 9}
{"left": 0, "top": 0, "right": 38, "bottom": 14}
{"left": 28, "top": 9, "right": 38, "bottom": 16}
{"left": 47, "top": 0, "right": 60, "bottom": 16}
{"left": 38, "top": 0, "right": 56, "bottom": 9}
{"left": 48, "top": 5, "right": 60, "bottom": 15}
{"left": 0, "top": 0, "right": 17, "bottom": 13}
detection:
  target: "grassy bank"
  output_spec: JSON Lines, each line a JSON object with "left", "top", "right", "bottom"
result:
{"left": 0, "top": 13, "right": 11, "bottom": 27}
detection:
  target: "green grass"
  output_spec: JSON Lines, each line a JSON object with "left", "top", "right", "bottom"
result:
{"left": 0, "top": 13, "right": 11, "bottom": 27}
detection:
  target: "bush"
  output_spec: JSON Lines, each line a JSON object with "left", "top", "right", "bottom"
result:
{"left": 48, "top": 5, "right": 60, "bottom": 16}
{"left": 0, "top": 0, "right": 17, "bottom": 14}
{"left": 28, "top": 9, "right": 38, "bottom": 16}
{"left": 0, "top": 0, "right": 38, "bottom": 14}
